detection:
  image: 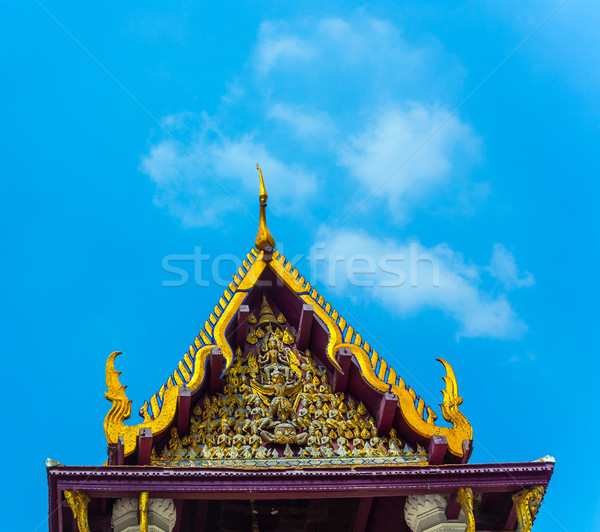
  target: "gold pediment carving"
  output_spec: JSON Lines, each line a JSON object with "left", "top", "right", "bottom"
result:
{"left": 105, "top": 247, "right": 472, "bottom": 461}
{"left": 152, "top": 311, "right": 425, "bottom": 465}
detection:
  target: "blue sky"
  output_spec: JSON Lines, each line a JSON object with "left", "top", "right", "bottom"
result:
{"left": 2, "top": 1, "right": 599, "bottom": 530}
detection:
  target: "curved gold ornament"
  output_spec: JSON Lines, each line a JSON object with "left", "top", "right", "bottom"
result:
{"left": 254, "top": 164, "right": 275, "bottom": 251}
{"left": 104, "top": 351, "right": 132, "bottom": 437}
{"left": 103, "top": 250, "right": 266, "bottom": 457}
{"left": 139, "top": 492, "right": 149, "bottom": 532}
{"left": 436, "top": 358, "right": 473, "bottom": 443}
{"left": 457, "top": 487, "right": 475, "bottom": 532}
{"left": 64, "top": 490, "right": 90, "bottom": 532}
{"left": 512, "top": 485, "right": 545, "bottom": 532}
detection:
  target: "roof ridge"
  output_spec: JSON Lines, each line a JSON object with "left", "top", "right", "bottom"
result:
{"left": 271, "top": 250, "right": 432, "bottom": 423}
{"left": 141, "top": 248, "right": 260, "bottom": 420}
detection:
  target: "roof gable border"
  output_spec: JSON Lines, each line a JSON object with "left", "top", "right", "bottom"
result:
{"left": 104, "top": 248, "right": 472, "bottom": 460}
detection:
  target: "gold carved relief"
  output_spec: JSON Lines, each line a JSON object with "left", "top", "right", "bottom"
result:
{"left": 512, "top": 486, "right": 545, "bottom": 532}
{"left": 64, "top": 490, "right": 90, "bottom": 532}
{"left": 154, "top": 302, "right": 426, "bottom": 464}
{"left": 457, "top": 487, "right": 475, "bottom": 532}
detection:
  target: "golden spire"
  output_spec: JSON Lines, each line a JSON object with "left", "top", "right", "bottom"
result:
{"left": 257, "top": 294, "right": 278, "bottom": 327}
{"left": 254, "top": 164, "right": 275, "bottom": 251}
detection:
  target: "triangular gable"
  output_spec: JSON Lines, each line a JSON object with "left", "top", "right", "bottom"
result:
{"left": 104, "top": 247, "right": 472, "bottom": 462}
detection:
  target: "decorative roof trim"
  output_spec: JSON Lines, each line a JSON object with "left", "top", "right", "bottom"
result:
{"left": 104, "top": 248, "right": 472, "bottom": 459}
{"left": 48, "top": 461, "right": 555, "bottom": 491}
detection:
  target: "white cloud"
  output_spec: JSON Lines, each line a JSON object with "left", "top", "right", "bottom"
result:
{"left": 138, "top": 14, "right": 532, "bottom": 342}
{"left": 268, "top": 103, "right": 337, "bottom": 144}
{"left": 337, "top": 104, "right": 482, "bottom": 222}
{"left": 312, "top": 227, "right": 529, "bottom": 340}
{"left": 251, "top": 16, "right": 480, "bottom": 222}
{"left": 141, "top": 15, "right": 481, "bottom": 228}
{"left": 140, "top": 113, "right": 317, "bottom": 228}
{"left": 256, "top": 16, "right": 435, "bottom": 84}
{"left": 141, "top": 14, "right": 484, "bottom": 228}
{"left": 255, "top": 21, "right": 317, "bottom": 73}
{"left": 489, "top": 243, "right": 535, "bottom": 289}
{"left": 314, "top": 16, "right": 429, "bottom": 77}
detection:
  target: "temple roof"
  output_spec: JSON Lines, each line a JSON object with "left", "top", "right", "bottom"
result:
{"left": 104, "top": 167, "right": 473, "bottom": 466}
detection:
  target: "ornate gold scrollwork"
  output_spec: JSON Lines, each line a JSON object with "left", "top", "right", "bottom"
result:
{"left": 512, "top": 485, "right": 545, "bottom": 532}
{"left": 102, "top": 250, "right": 267, "bottom": 458}
{"left": 457, "top": 487, "right": 475, "bottom": 532}
{"left": 104, "top": 351, "right": 132, "bottom": 439}
{"left": 103, "top": 348, "right": 202, "bottom": 457}
{"left": 64, "top": 490, "right": 90, "bottom": 532}
{"left": 437, "top": 358, "right": 473, "bottom": 442}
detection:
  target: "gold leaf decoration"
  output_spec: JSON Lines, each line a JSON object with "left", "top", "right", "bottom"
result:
{"left": 513, "top": 486, "right": 545, "bottom": 532}
{"left": 283, "top": 329, "right": 294, "bottom": 345}
{"left": 151, "top": 325, "right": 427, "bottom": 466}
{"left": 457, "top": 487, "right": 475, "bottom": 532}
{"left": 246, "top": 329, "right": 258, "bottom": 345}
{"left": 64, "top": 490, "right": 90, "bottom": 532}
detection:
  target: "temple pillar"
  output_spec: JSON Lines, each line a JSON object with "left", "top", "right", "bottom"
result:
{"left": 111, "top": 498, "right": 176, "bottom": 532}
{"left": 404, "top": 494, "right": 466, "bottom": 532}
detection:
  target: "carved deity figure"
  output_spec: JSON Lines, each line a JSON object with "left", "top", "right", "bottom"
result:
{"left": 153, "top": 305, "right": 422, "bottom": 465}
{"left": 259, "top": 334, "right": 291, "bottom": 382}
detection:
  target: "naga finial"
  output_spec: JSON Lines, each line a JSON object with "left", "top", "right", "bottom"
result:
{"left": 254, "top": 164, "right": 276, "bottom": 251}
{"left": 104, "top": 351, "right": 133, "bottom": 443}
{"left": 436, "top": 358, "right": 473, "bottom": 445}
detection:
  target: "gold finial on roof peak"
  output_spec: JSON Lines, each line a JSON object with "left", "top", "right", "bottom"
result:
{"left": 255, "top": 164, "right": 276, "bottom": 251}
{"left": 257, "top": 163, "right": 267, "bottom": 199}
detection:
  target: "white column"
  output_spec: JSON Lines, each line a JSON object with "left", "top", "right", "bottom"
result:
{"left": 404, "top": 494, "right": 467, "bottom": 532}
{"left": 111, "top": 498, "right": 177, "bottom": 532}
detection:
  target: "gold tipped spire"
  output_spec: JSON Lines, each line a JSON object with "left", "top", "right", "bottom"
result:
{"left": 257, "top": 294, "right": 278, "bottom": 327}
{"left": 254, "top": 164, "right": 276, "bottom": 251}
